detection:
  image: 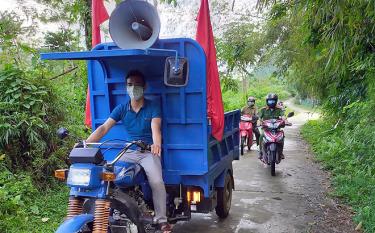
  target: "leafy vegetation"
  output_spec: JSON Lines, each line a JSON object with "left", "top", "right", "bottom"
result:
{"left": 0, "top": 162, "right": 68, "bottom": 233}
{"left": 222, "top": 76, "right": 289, "bottom": 112}
{"left": 302, "top": 117, "right": 375, "bottom": 232}
{"left": 215, "top": 17, "right": 291, "bottom": 112}
{"left": 0, "top": 5, "right": 88, "bottom": 232}
{"left": 0, "top": 65, "right": 65, "bottom": 181}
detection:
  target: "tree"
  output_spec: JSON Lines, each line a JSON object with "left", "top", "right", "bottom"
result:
{"left": 37, "top": 0, "right": 92, "bottom": 49}
{"left": 0, "top": 11, "right": 37, "bottom": 68}
{"left": 216, "top": 21, "right": 265, "bottom": 93}
{"left": 44, "top": 28, "right": 80, "bottom": 51}
{"left": 256, "top": 0, "right": 375, "bottom": 112}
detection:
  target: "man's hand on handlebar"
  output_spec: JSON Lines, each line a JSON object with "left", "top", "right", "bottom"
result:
{"left": 151, "top": 144, "right": 162, "bottom": 157}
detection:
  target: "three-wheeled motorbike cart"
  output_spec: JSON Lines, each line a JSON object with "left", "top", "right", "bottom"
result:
{"left": 41, "top": 1, "right": 240, "bottom": 232}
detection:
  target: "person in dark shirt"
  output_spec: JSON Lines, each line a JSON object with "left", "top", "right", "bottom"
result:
{"left": 258, "top": 93, "right": 285, "bottom": 160}
{"left": 85, "top": 70, "right": 172, "bottom": 232}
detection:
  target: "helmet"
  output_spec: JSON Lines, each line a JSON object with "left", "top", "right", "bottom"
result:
{"left": 266, "top": 93, "right": 278, "bottom": 108}
{"left": 247, "top": 96, "right": 256, "bottom": 107}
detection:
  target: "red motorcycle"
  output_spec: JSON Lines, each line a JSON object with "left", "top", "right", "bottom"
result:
{"left": 261, "top": 112, "right": 294, "bottom": 176}
{"left": 239, "top": 115, "right": 258, "bottom": 155}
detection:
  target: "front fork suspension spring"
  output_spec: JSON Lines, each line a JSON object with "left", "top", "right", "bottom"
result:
{"left": 67, "top": 197, "right": 83, "bottom": 219}
{"left": 93, "top": 199, "right": 111, "bottom": 233}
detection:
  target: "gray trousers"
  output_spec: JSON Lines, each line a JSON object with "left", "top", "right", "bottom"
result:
{"left": 119, "top": 151, "right": 167, "bottom": 223}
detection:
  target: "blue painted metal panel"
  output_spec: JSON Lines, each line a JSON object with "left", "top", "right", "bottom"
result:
{"left": 56, "top": 214, "right": 94, "bottom": 233}
{"left": 41, "top": 43, "right": 176, "bottom": 60}
{"left": 113, "top": 161, "right": 147, "bottom": 187}
{"left": 41, "top": 38, "right": 240, "bottom": 199}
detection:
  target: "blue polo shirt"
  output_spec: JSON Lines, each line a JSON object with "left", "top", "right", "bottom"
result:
{"left": 109, "top": 99, "right": 161, "bottom": 144}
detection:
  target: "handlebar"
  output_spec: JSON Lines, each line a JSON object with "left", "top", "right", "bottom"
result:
{"left": 133, "top": 140, "right": 151, "bottom": 151}
{"left": 105, "top": 140, "right": 151, "bottom": 168}
{"left": 241, "top": 114, "right": 258, "bottom": 122}
{"left": 76, "top": 140, "right": 150, "bottom": 150}
{"left": 261, "top": 119, "right": 293, "bottom": 129}
{"left": 75, "top": 140, "right": 151, "bottom": 168}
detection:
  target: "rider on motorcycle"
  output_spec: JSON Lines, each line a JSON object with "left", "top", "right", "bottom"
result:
{"left": 258, "top": 93, "right": 285, "bottom": 160}
{"left": 241, "top": 96, "right": 260, "bottom": 146}
{"left": 85, "top": 70, "right": 172, "bottom": 232}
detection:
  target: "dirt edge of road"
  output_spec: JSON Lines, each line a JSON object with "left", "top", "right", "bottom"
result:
{"left": 300, "top": 136, "right": 361, "bottom": 233}
{"left": 288, "top": 99, "right": 361, "bottom": 233}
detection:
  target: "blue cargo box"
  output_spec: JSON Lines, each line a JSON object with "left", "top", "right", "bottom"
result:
{"left": 41, "top": 38, "right": 240, "bottom": 197}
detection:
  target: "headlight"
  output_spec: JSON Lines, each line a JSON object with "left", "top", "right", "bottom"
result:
{"left": 67, "top": 168, "right": 91, "bottom": 186}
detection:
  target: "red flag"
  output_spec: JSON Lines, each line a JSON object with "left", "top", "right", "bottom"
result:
{"left": 91, "top": 0, "right": 109, "bottom": 46}
{"left": 196, "top": 0, "right": 224, "bottom": 141}
{"left": 85, "top": 0, "right": 109, "bottom": 127}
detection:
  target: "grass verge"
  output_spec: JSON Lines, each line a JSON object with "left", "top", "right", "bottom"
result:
{"left": 0, "top": 167, "right": 69, "bottom": 233}
{"left": 301, "top": 119, "right": 375, "bottom": 233}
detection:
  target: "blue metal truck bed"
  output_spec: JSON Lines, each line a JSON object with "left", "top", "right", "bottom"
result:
{"left": 41, "top": 38, "right": 240, "bottom": 198}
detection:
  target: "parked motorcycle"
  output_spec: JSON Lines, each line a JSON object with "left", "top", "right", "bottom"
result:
{"left": 239, "top": 115, "right": 258, "bottom": 155}
{"left": 260, "top": 112, "right": 294, "bottom": 176}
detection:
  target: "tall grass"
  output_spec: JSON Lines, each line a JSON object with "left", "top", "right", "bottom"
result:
{"left": 302, "top": 106, "right": 375, "bottom": 232}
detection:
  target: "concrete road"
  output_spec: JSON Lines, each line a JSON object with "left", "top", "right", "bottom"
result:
{"left": 173, "top": 107, "right": 357, "bottom": 233}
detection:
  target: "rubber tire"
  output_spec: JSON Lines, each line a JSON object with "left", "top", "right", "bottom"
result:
{"left": 240, "top": 136, "right": 245, "bottom": 155}
{"left": 247, "top": 135, "right": 252, "bottom": 151}
{"left": 271, "top": 150, "right": 276, "bottom": 176}
{"left": 215, "top": 173, "right": 233, "bottom": 218}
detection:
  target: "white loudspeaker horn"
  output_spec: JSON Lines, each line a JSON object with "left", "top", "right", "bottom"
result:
{"left": 109, "top": 0, "right": 161, "bottom": 50}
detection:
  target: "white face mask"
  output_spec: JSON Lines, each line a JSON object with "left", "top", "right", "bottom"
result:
{"left": 127, "top": 86, "right": 144, "bottom": 101}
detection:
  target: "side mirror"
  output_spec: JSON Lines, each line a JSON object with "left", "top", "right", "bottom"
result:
{"left": 57, "top": 127, "right": 69, "bottom": 139}
{"left": 164, "top": 57, "right": 189, "bottom": 87}
{"left": 287, "top": 112, "right": 294, "bottom": 118}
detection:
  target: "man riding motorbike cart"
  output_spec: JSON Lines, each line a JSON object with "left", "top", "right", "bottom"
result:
{"left": 85, "top": 70, "right": 173, "bottom": 232}
{"left": 258, "top": 93, "right": 287, "bottom": 161}
{"left": 241, "top": 96, "right": 260, "bottom": 147}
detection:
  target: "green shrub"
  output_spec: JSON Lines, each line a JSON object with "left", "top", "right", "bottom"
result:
{"left": 0, "top": 64, "right": 71, "bottom": 183}
{"left": 0, "top": 162, "right": 68, "bottom": 232}
{"left": 222, "top": 77, "right": 290, "bottom": 112}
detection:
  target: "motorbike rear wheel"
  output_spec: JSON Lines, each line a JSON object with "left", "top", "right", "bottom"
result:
{"left": 215, "top": 173, "right": 233, "bottom": 218}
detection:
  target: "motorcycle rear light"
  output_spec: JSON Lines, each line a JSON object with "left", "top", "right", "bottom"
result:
{"left": 193, "top": 191, "right": 201, "bottom": 203}
{"left": 101, "top": 172, "right": 116, "bottom": 181}
{"left": 187, "top": 190, "right": 201, "bottom": 204}
{"left": 54, "top": 169, "right": 68, "bottom": 181}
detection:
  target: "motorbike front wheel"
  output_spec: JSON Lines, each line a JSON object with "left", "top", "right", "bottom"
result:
{"left": 240, "top": 136, "right": 246, "bottom": 155}
{"left": 270, "top": 150, "right": 276, "bottom": 176}
{"left": 247, "top": 133, "right": 254, "bottom": 151}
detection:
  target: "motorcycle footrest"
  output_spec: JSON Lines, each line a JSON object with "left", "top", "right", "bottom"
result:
{"left": 139, "top": 215, "right": 155, "bottom": 224}
{"left": 168, "top": 215, "right": 190, "bottom": 223}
